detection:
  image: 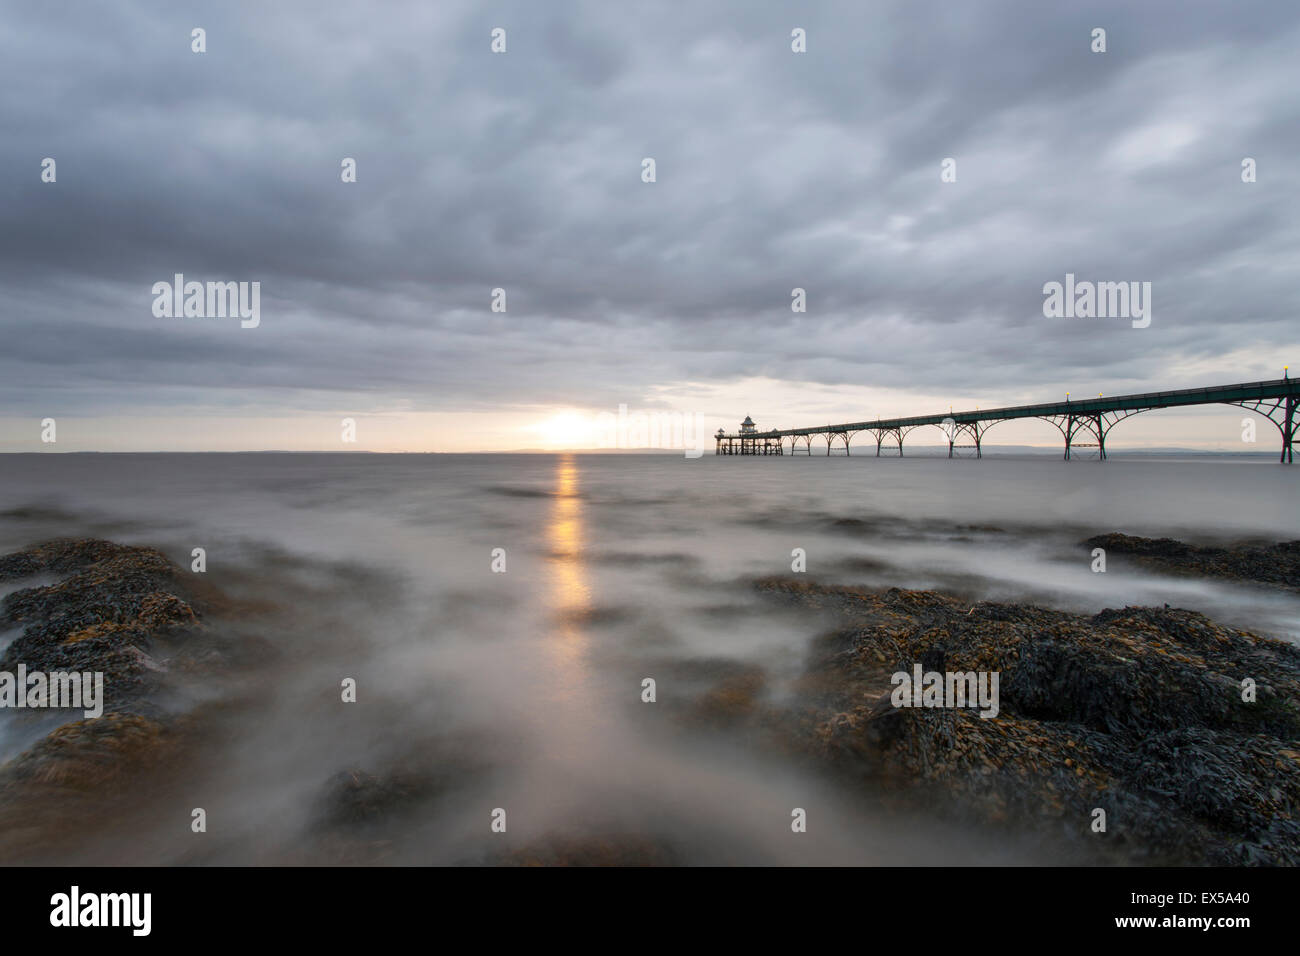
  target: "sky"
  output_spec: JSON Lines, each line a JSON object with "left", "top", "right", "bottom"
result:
{"left": 1, "top": 0, "right": 1297, "bottom": 452}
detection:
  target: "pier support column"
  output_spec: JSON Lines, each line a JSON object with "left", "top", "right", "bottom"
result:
{"left": 1283, "top": 395, "right": 1297, "bottom": 464}
{"left": 1058, "top": 413, "right": 1106, "bottom": 460}
{"left": 946, "top": 422, "right": 984, "bottom": 459}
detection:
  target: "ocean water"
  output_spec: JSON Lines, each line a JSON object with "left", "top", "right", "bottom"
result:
{"left": 0, "top": 452, "right": 1297, "bottom": 864}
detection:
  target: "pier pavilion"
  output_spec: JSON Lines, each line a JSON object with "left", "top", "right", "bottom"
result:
{"left": 715, "top": 416, "right": 784, "bottom": 455}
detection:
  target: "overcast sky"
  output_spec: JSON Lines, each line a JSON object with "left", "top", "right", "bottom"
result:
{"left": 1, "top": 0, "right": 1297, "bottom": 451}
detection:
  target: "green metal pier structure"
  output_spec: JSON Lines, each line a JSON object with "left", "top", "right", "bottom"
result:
{"left": 714, "top": 377, "right": 1299, "bottom": 463}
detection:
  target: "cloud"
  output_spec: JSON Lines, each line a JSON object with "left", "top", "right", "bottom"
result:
{"left": 1, "top": 0, "right": 1296, "bottom": 446}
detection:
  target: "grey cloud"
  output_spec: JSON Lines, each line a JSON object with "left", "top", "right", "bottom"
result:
{"left": 1, "top": 0, "right": 1297, "bottom": 422}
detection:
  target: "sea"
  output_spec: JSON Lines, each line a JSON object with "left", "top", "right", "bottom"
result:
{"left": 0, "top": 452, "right": 1296, "bottom": 864}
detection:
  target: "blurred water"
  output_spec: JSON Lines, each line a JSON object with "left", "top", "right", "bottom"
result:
{"left": 0, "top": 452, "right": 1296, "bottom": 864}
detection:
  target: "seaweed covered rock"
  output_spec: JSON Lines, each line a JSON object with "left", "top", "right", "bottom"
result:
{"left": 756, "top": 577, "right": 1300, "bottom": 865}
{"left": 1085, "top": 532, "right": 1300, "bottom": 590}
{"left": 0, "top": 538, "right": 203, "bottom": 713}
{"left": 0, "top": 712, "right": 174, "bottom": 794}
{"left": 298, "top": 732, "right": 502, "bottom": 865}
{"left": 0, "top": 711, "right": 184, "bottom": 862}
{"left": 312, "top": 769, "right": 434, "bottom": 832}
{"left": 0, "top": 539, "right": 257, "bottom": 862}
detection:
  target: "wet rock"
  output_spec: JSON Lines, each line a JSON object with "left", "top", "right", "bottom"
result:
{"left": 0, "top": 538, "right": 249, "bottom": 854}
{"left": 305, "top": 736, "right": 499, "bottom": 860}
{"left": 756, "top": 576, "right": 1300, "bottom": 865}
{"left": 1122, "top": 728, "right": 1300, "bottom": 854}
{"left": 0, "top": 538, "right": 204, "bottom": 713}
{"left": 0, "top": 713, "right": 173, "bottom": 794}
{"left": 1085, "top": 532, "right": 1300, "bottom": 590}
{"left": 312, "top": 769, "right": 434, "bottom": 832}
{"left": 0, "top": 711, "right": 189, "bottom": 863}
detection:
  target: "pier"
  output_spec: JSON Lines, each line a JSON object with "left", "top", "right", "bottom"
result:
{"left": 715, "top": 377, "right": 1299, "bottom": 462}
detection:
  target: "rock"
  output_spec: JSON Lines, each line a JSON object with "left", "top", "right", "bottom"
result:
{"left": 0, "top": 713, "right": 173, "bottom": 794}
{"left": 1084, "top": 532, "right": 1300, "bottom": 590}
{"left": 754, "top": 574, "right": 1300, "bottom": 865}
{"left": 0, "top": 712, "right": 181, "bottom": 861}
{"left": 0, "top": 538, "right": 245, "bottom": 857}
{"left": 0, "top": 538, "right": 204, "bottom": 714}
{"left": 311, "top": 769, "right": 433, "bottom": 832}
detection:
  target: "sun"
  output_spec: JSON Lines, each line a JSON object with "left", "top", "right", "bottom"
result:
{"left": 531, "top": 411, "right": 594, "bottom": 449}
